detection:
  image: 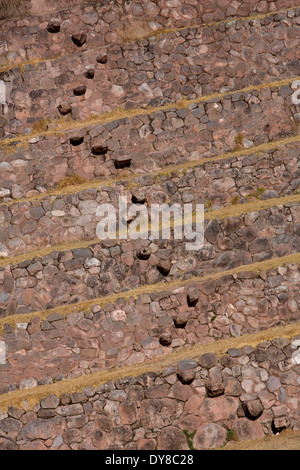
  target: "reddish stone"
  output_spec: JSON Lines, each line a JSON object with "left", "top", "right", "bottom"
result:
{"left": 20, "top": 441, "right": 48, "bottom": 450}
{"left": 243, "top": 399, "right": 264, "bottom": 420}
{"left": 119, "top": 402, "right": 138, "bottom": 425}
{"left": 224, "top": 377, "right": 242, "bottom": 397}
{"left": 236, "top": 418, "right": 265, "bottom": 442}
{"left": 145, "top": 384, "right": 169, "bottom": 399}
{"left": 141, "top": 399, "right": 183, "bottom": 429}
{"left": 178, "top": 414, "right": 202, "bottom": 433}
{"left": 137, "top": 439, "right": 156, "bottom": 450}
{"left": 185, "top": 394, "right": 205, "bottom": 414}
{"left": 0, "top": 437, "right": 18, "bottom": 450}
{"left": 168, "top": 382, "right": 193, "bottom": 402}
{"left": 198, "top": 396, "right": 239, "bottom": 423}
{"left": 0, "top": 418, "right": 22, "bottom": 440}
{"left": 157, "top": 426, "right": 189, "bottom": 450}
{"left": 194, "top": 423, "right": 227, "bottom": 450}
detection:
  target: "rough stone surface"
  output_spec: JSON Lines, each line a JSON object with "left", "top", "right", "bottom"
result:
{"left": 1, "top": 0, "right": 300, "bottom": 452}
{"left": 0, "top": 338, "right": 297, "bottom": 449}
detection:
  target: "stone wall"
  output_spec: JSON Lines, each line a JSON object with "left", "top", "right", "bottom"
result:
{"left": 1, "top": 9, "right": 299, "bottom": 134}
{"left": 1, "top": 141, "right": 300, "bottom": 255}
{"left": 1, "top": 79, "right": 299, "bottom": 198}
{"left": 0, "top": 335, "right": 299, "bottom": 450}
{"left": 1, "top": 0, "right": 300, "bottom": 452}
{"left": 1, "top": 1, "right": 299, "bottom": 71}
{"left": 1, "top": 201, "right": 300, "bottom": 314}
{"left": 0, "top": 262, "right": 300, "bottom": 394}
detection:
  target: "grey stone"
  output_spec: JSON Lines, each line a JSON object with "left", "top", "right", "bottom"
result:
{"left": 199, "top": 353, "right": 218, "bottom": 369}
{"left": 177, "top": 359, "right": 197, "bottom": 371}
{"left": 267, "top": 376, "right": 281, "bottom": 392}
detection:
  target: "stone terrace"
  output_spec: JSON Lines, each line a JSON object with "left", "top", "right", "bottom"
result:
{"left": 2, "top": 200, "right": 300, "bottom": 314}
{"left": 0, "top": 331, "right": 299, "bottom": 450}
{"left": 1, "top": 0, "right": 299, "bottom": 70}
{"left": 0, "top": 79, "right": 299, "bottom": 198}
{"left": 1, "top": 8, "right": 300, "bottom": 133}
{"left": 0, "top": 0, "right": 299, "bottom": 451}
{"left": 0, "top": 261, "right": 299, "bottom": 394}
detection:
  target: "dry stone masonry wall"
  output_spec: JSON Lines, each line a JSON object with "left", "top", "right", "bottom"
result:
{"left": 1, "top": 0, "right": 299, "bottom": 71}
{"left": 0, "top": 335, "right": 299, "bottom": 450}
{"left": 0, "top": 0, "right": 300, "bottom": 451}
{"left": 1, "top": 79, "right": 299, "bottom": 198}
{"left": 0, "top": 263, "right": 299, "bottom": 394}
{"left": 1, "top": 9, "right": 300, "bottom": 134}
{"left": 1, "top": 141, "right": 300, "bottom": 257}
{"left": 2, "top": 202, "right": 300, "bottom": 315}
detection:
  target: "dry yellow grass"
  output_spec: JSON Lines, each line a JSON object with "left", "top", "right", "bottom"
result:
{"left": 117, "top": 18, "right": 154, "bottom": 44}
{"left": 31, "top": 118, "right": 50, "bottom": 134}
{"left": 205, "top": 192, "right": 300, "bottom": 221}
{"left": 114, "top": 4, "right": 300, "bottom": 45}
{"left": 0, "top": 55, "right": 62, "bottom": 74}
{"left": 56, "top": 174, "right": 88, "bottom": 189}
{"left": 221, "top": 429, "right": 300, "bottom": 451}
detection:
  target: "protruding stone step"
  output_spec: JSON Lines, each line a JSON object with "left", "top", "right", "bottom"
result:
{"left": 58, "top": 104, "right": 72, "bottom": 116}
{"left": 73, "top": 86, "right": 87, "bottom": 96}
{"left": 157, "top": 260, "right": 172, "bottom": 277}
{"left": 71, "top": 33, "right": 87, "bottom": 47}
{"left": 96, "top": 53, "right": 108, "bottom": 64}
{"left": 70, "top": 136, "right": 84, "bottom": 146}
{"left": 85, "top": 69, "right": 95, "bottom": 80}
{"left": 114, "top": 156, "right": 132, "bottom": 169}
{"left": 187, "top": 288, "right": 200, "bottom": 307}
{"left": 91, "top": 145, "right": 108, "bottom": 155}
{"left": 47, "top": 20, "right": 60, "bottom": 34}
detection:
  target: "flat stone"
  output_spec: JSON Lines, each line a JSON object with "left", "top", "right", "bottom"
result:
{"left": 30, "top": 206, "right": 45, "bottom": 220}
{"left": 267, "top": 346, "right": 285, "bottom": 363}
{"left": 0, "top": 418, "right": 22, "bottom": 440}
{"left": 41, "top": 395, "right": 60, "bottom": 409}
{"left": 19, "top": 419, "right": 55, "bottom": 440}
{"left": 199, "top": 353, "right": 218, "bottom": 369}
{"left": 267, "top": 376, "right": 281, "bottom": 392}
{"left": 51, "top": 210, "right": 66, "bottom": 217}
{"left": 19, "top": 378, "right": 38, "bottom": 390}
{"left": 177, "top": 359, "right": 197, "bottom": 371}
{"left": 51, "top": 435, "right": 64, "bottom": 450}
{"left": 236, "top": 418, "right": 265, "bottom": 442}
{"left": 57, "top": 404, "right": 83, "bottom": 416}
{"left": 228, "top": 348, "right": 242, "bottom": 357}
